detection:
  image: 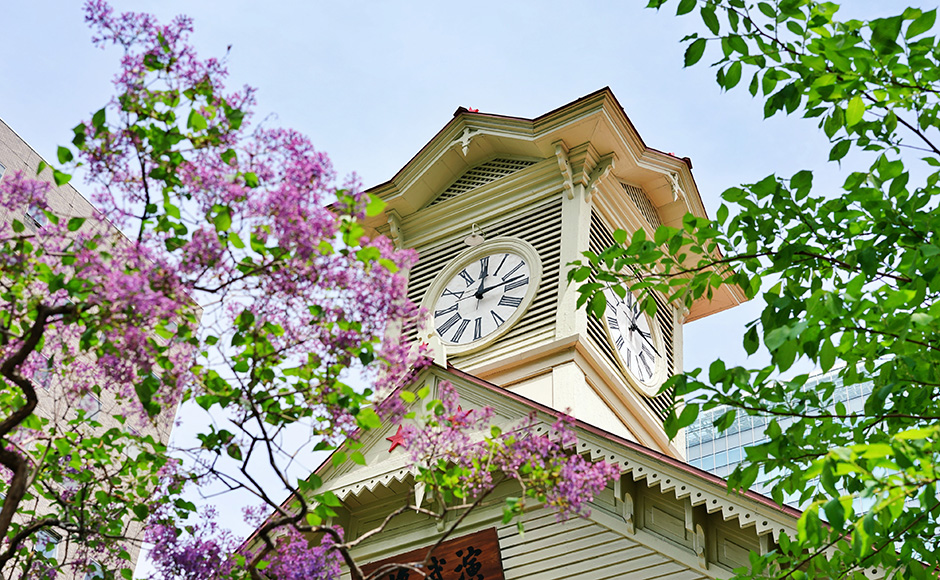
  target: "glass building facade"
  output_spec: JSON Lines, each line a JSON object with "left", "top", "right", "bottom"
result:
{"left": 685, "top": 370, "right": 873, "bottom": 497}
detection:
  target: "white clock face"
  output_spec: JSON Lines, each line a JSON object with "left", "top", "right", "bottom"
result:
{"left": 602, "top": 286, "right": 663, "bottom": 385}
{"left": 433, "top": 252, "right": 531, "bottom": 345}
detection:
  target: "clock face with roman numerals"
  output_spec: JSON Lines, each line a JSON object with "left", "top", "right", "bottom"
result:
{"left": 602, "top": 285, "right": 665, "bottom": 388}
{"left": 422, "top": 237, "right": 542, "bottom": 356}
{"left": 433, "top": 251, "right": 531, "bottom": 345}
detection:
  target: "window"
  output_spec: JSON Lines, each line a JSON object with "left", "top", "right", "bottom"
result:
{"left": 76, "top": 393, "right": 102, "bottom": 421}
{"left": 25, "top": 204, "right": 48, "bottom": 229}
{"left": 34, "top": 530, "right": 60, "bottom": 562}
{"left": 84, "top": 561, "right": 104, "bottom": 580}
{"left": 32, "top": 354, "right": 53, "bottom": 389}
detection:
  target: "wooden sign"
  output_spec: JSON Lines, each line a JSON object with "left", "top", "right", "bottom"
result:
{"left": 361, "top": 528, "right": 505, "bottom": 580}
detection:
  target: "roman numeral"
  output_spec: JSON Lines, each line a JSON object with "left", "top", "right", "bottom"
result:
{"left": 473, "top": 317, "right": 483, "bottom": 340}
{"left": 641, "top": 342, "right": 655, "bottom": 357}
{"left": 479, "top": 256, "right": 489, "bottom": 276}
{"left": 638, "top": 352, "right": 652, "bottom": 376}
{"left": 493, "top": 253, "right": 509, "bottom": 276}
{"left": 452, "top": 319, "right": 470, "bottom": 342}
{"left": 606, "top": 316, "right": 619, "bottom": 330}
{"left": 437, "top": 313, "right": 462, "bottom": 336}
{"left": 504, "top": 277, "right": 529, "bottom": 292}
{"left": 615, "top": 335, "right": 624, "bottom": 351}
{"left": 434, "top": 304, "right": 458, "bottom": 318}
{"left": 491, "top": 310, "right": 505, "bottom": 327}
{"left": 442, "top": 288, "right": 464, "bottom": 299}
{"left": 501, "top": 261, "right": 524, "bottom": 280}
{"left": 459, "top": 269, "right": 475, "bottom": 287}
{"left": 499, "top": 295, "right": 522, "bottom": 308}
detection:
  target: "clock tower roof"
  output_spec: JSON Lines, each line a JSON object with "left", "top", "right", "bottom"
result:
{"left": 364, "top": 87, "right": 746, "bottom": 323}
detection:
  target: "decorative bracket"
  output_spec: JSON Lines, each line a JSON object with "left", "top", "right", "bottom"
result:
{"left": 694, "top": 523, "right": 707, "bottom": 569}
{"left": 622, "top": 491, "right": 635, "bottom": 534}
{"left": 585, "top": 152, "right": 617, "bottom": 203}
{"left": 386, "top": 209, "right": 403, "bottom": 249}
{"left": 669, "top": 172, "right": 683, "bottom": 202}
{"left": 554, "top": 141, "right": 574, "bottom": 199}
{"left": 425, "top": 327, "right": 447, "bottom": 368}
{"left": 453, "top": 127, "right": 480, "bottom": 157}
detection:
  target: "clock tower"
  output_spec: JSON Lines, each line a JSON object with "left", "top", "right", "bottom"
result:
{"left": 363, "top": 88, "right": 745, "bottom": 459}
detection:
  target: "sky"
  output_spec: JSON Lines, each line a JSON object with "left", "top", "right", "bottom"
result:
{"left": 0, "top": 0, "right": 929, "bottom": 574}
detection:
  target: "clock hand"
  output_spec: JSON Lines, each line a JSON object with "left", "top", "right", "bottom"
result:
{"left": 474, "top": 259, "right": 489, "bottom": 300}
{"left": 457, "top": 275, "right": 526, "bottom": 302}
{"left": 629, "top": 322, "right": 660, "bottom": 357}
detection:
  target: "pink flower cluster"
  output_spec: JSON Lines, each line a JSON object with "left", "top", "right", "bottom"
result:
{"left": 403, "top": 383, "right": 620, "bottom": 519}
{"left": 146, "top": 505, "right": 236, "bottom": 580}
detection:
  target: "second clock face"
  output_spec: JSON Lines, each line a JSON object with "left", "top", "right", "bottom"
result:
{"left": 433, "top": 252, "right": 531, "bottom": 345}
{"left": 602, "top": 286, "right": 664, "bottom": 386}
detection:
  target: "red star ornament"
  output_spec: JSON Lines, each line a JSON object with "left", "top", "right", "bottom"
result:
{"left": 386, "top": 425, "right": 406, "bottom": 453}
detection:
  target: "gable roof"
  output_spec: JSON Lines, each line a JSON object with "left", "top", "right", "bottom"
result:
{"left": 362, "top": 87, "right": 747, "bottom": 323}
{"left": 242, "top": 362, "right": 801, "bottom": 555}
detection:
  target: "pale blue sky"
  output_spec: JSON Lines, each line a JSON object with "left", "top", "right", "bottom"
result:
{"left": 0, "top": 0, "right": 928, "bottom": 572}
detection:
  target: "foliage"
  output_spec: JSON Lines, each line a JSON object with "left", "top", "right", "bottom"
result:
{"left": 573, "top": 0, "right": 940, "bottom": 578}
{"left": 0, "top": 3, "right": 619, "bottom": 579}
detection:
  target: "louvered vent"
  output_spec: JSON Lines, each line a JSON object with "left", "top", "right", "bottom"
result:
{"left": 621, "top": 182, "right": 662, "bottom": 229}
{"left": 407, "top": 199, "right": 563, "bottom": 364}
{"left": 429, "top": 158, "right": 537, "bottom": 207}
{"left": 588, "top": 209, "right": 675, "bottom": 421}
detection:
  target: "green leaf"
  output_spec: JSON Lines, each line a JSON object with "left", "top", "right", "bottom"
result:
{"left": 700, "top": 5, "right": 720, "bottom": 34}
{"left": 906, "top": 9, "right": 936, "bottom": 39}
{"left": 743, "top": 325, "right": 759, "bottom": 355}
{"left": 365, "top": 193, "right": 386, "bottom": 217}
{"left": 67, "top": 217, "right": 85, "bottom": 232}
{"left": 91, "top": 108, "right": 107, "bottom": 131}
{"left": 829, "top": 140, "right": 851, "bottom": 161}
{"left": 53, "top": 169, "right": 71, "bottom": 186}
{"left": 220, "top": 148, "right": 237, "bottom": 166}
{"left": 820, "top": 339, "right": 836, "bottom": 372}
{"left": 676, "top": 0, "right": 696, "bottom": 16}
{"left": 845, "top": 95, "right": 865, "bottom": 127}
{"left": 678, "top": 402, "right": 700, "bottom": 429}
{"left": 213, "top": 206, "right": 232, "bottom": 231}
{"left": 56, "top": 146, "right": 73, "bottom": 164}
{"left": 684, "top": 38, "right": 707, "bottom": 67}
{"left": 187, "top": 110, "right": 208, "bottom": 132}
{"left": 724, "top": 61, "right": 742, "bottom": 89}
{"left": 356, "top": 407, "right": 382, "bottom": 431}
{"left": 823, "top": 497, "right": 845, "bottom": 531}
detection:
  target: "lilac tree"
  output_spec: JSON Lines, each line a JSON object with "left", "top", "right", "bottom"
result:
{"left": 0, "top": 3, "right": 619, "bottom": 579}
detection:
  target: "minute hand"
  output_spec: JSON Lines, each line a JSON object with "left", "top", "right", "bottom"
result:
{"left": 459, "top": 275, "right": 526, "bottom": 301}
{"left": 630, "top": 323, "right": 660, "bottom": 357}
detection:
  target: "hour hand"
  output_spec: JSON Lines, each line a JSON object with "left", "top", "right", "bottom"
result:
{"left": 630, "top": 323, "right": 660, "bottom": 357}
{"left": 477, "top": 275, "right": 525, "bottom": 297}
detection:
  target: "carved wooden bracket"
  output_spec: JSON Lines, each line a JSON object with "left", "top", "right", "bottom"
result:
{"left": 386, "top": 208, "right": 403, "bottom": 248}
{"left": 694, "top": 523, "right": 708, "bottom": 569}
{"left": 453, "top": 126, "right": 480, "bottom": 156}
{"left": 585, "top": 152, "right": 617, "bottom": 203}
{"left": 554, "top": 141, "right": 574, "bottom": 199}
{"left": 622, "top": 491, "right": 635, "bottom": 534}
{"left": 669, "top": 172, "right": 683, "bottom": 202}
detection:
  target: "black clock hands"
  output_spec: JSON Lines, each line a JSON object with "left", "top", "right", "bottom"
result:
{"left": 474, "top": 258, "right": 489, "bottom": 301}
{"left": 629, "top": 321, "right": 660, "bottom": 357}
{"left": 458, "top": 275, "right": 526, "bottom": 302}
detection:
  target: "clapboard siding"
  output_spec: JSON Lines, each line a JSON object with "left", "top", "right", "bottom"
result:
{"left": 498, "top": 510, "right": 708, "bottom": 580}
